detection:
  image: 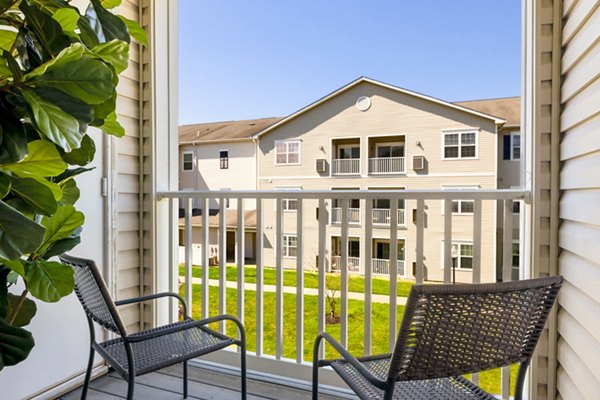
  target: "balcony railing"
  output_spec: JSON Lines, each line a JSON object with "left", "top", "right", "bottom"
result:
{"left": 158, "top": 188, "right": 526, "bottom": 397}
{"left": 332, "top": 158, "right": 360, "bottom": 175}
{"left": 331, "top": 256, "right": 361, "bottom": 273}
{"left": 331, "top": 207, "right": 360, "bottom": 224}
{"left": 372, "top": 208, "right": 406, "bottom": 226}
{"left": 368, "top": 156, "right": 405, "bottom": 174}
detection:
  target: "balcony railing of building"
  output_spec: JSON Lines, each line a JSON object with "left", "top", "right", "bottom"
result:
{"left": 331, "top": 207, "right": 360, "bottom": 224}
{"left": 372, "top": 258, "right": 405, "bottom": 276}
{"left": 372, "top": 208, "right": 406, "bottom": 226}
{"left": 332, "top": 158, "right": 360, "bottom": 175}
{"left": 368, "top": 157, "right": 405, "bottom": 174}
{"left": 158, "top": 188, "right": 527, "bottom": 398}
{"left": 331, "top": 256, "right": 361, "bottom": 273}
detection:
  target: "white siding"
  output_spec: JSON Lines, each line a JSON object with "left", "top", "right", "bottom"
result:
{"left": 557, "top": 1, "right": 600, "bottom": 400}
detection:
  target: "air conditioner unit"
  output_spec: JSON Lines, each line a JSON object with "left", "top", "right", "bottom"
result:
{"left": 316, "top": 159, "right": 327, "bottom": 172}
{"left": 413, "top": 155, "right": 425, "bottom": 171}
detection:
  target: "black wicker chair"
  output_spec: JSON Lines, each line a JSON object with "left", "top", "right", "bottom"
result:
{"left": 312, "top": 276, "right": 562, "bottom": 400}
{"left": 60, "top": 254, "right": 246, "bottom": 400}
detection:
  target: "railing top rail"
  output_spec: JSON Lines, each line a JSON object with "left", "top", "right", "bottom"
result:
{"left": 158, "top": 189, "right": 529, "bottom": 202}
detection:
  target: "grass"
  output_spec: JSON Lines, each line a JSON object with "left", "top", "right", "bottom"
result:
{"left": 179, "top": 264, "right": 415, "bottom": 297}
{"left": 184, "top": 282, "right": 518, "bottom": 396}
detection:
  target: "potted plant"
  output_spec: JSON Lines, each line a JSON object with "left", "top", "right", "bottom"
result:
{"left": 0, "top": 0, "right": 146, "bottom": 370}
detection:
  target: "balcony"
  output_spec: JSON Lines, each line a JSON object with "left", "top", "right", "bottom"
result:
{"left": 372, "top": 258, "right": 405, "bottom": 276}
{"left": 331, "top": 158, "right": 360, "bottom": 175}
{"left": 331, "top": 207, "right": 361, "bottom": 224}
{"left": 368, "top": 156, "right": 405, "bottom": 174}
{"left": 372, "top": 208, "right": 406, "bottom": 226}
{"left": 331, "top": 256, "right": 361, "bottom": 273}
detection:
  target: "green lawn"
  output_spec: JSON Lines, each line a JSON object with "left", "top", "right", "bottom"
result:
{"left": 185, "top": 282, "right": 517, "bottom": 396}
{"left": 179, "top": 264, "right": 414, "bottom": 297}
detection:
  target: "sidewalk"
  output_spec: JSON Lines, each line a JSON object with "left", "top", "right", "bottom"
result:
{"left": 184, "top": 277, "right": 408, "bottom": 305}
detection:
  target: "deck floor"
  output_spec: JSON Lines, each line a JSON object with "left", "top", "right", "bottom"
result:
{"left": 60, "top": 364, "right": 350, "bottom": 400}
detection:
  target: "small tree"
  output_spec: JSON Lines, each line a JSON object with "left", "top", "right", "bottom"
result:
{"left": 0, "top": 0, "right": 146, "bottom": 371}
{"left": 325, "top": 272, "right": 341, "bottom": 324}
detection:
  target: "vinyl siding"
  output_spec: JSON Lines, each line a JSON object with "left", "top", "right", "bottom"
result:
{"left": 557, "top": 1, "right": 600, "bottom": 400}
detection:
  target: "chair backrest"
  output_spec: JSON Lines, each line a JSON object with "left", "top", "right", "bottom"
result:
{"left": 388, "top": 276, "right": 563, "bottom": 381}
{"left": 60, "top": 254, "right": 127, "bottom": 336}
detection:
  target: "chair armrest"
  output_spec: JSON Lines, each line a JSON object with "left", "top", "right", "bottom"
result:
{"left": 115, "top": 292, "right": 188, "bottom": 317}
{"left": 314, "top": 332, "right": 387, "bottom": 389}
{"left": 125, "top": 314, "right": 245, "bottom": 344}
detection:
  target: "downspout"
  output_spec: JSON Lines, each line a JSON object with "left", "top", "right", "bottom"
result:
{"left": 138, "top": 0, "right": 146, "bottom": 330}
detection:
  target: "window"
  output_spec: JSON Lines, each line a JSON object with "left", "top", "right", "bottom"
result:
{"left": 283, "top": 234, "right": 297, "bottom": 258}
{"left": 376, "top": 144, "right": 404, "bottom": 158}
{"left": 512, "top": 242, "right": 520, "bottom": 269}
{"left": 503, "top": 133, "right": 521, "bottom": 160}
{"left": 442, "top": 186, "right": 478, "bottom": 214}
{"left": 338, "top": 145, "right": 360, "bottom": 159}
{"left": 219, "top": 150, "right": 229, "bottom": 169}
{"left": 182, "top": 152, "right": 194, "bottom": 171}
{"left": 276, "top": 187, "right": 302, "bottom": 211}
{"left": 443, "top": 131, "right": 477, "bottom": 159}
{"left": 275, "top": 140, "right": 300, "bottom": 165}
{"left": 513, "top": 201, "right": 520, "bottom": 214}
{"left": 452, "top": 243, "right": 473, "bottom": 270}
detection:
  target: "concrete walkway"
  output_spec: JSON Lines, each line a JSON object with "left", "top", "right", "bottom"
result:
{"left": 185, "top": 277, "right": 408, "bottom": 305}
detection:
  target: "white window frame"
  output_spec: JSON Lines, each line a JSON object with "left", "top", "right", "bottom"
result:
{"left": 441, "top": 185, "right": 479, "bottom": 215}
{"left": 441, "top": 241, "right": 474, "bottom": 270}
{"left": 219, "top": 149, "right": 229, "bottom": 169}
{"left": 337, "top": 143, "right": 361, "bottom": 159}
{"left": 274, "top": 140, "right": 301, "bottom": 165}
{"left": 504, "top": 133, "right": 521, "bottom": 161}
{"left": 375, "top": 142, "right": 404, "bottom": 158}
{"left": 441, "top": 129, "right": 478, "bottom": 160}
{"left": 282, "top": 234, "right": 297, "bottom": 258}
{"left": 182, "top": 151, "right": 194, "bottom": 171}
{"left": 275, "top": 187, "right": 302, "bottom": 212}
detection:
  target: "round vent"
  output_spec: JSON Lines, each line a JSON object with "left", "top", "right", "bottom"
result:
{"left": 355, "top": 96, "right": 371, "bottom": 111}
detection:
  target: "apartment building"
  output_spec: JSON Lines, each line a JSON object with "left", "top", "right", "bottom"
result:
{"left": 179, "top": 77, "right": 520, "bottom": 282}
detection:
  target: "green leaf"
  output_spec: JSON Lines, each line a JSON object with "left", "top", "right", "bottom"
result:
{"left": 0, "top": 0, "right": 16, "bottom": 14}
{"left": 61, "top": 134, "right": 95, "bottom": 165}
{"left": 0, "top": 200, "right": 46, "bottom": 260}
{"left": 0, "top": 115, "right": 27, "bottom": 164}
{"left": 30, "top": 56, "right": 116, "bottom": 105}
{"left": 92, "top": 39, "right": 128, "bottom": 73}
{"left": 57, "top": 177, "right": 79, "bottom": 205}
{"left": 86, "top": 0, "right": 129, "bottom": 44}
{"left": 99, "top": 111, "right": 124, "bottom": 137}
{"left": 53, "top": 166, "right": 93, "bottom": 183}
{"left": 25, "top": 175, "right": 62, "bottom": 201}
{"left": 21, "top": 89, "right": 82, "bottom": 152}
{"left": 4, "top": 198, "right": 34, "bottom": 218}
{"left": 33, "top": 88, "right": 94, "bottom": 125}
{"left": 0, "top": 172, "right": 10, "bottom": 198}
{"left": 24, "top": 42, "right": 85, "bottom": 80}
{"left": 29, "top": 0, "right": 72, "bottom": 15}
{"left": 118, "top": 14, "right": 147, "bottom": 46}
{"left": 7, "top": 294, "right": 37, "bottom": 327}
{"left": 100, "top": 0, "right": 121, "bottom": 9}
{"left": 0, "top": 267, "right": 8, "bottom": 318}
{"left": 0, "top": 29, "right": 17, "bottom": 51}
{"left": 3, "top": 49, "right": 22, "bottom": 82}
{"left": 0, "top": 257, "right": 26, "bottom": 278}
{"left": 76, "top": 15, "right": 100, "bottom": 48}
{"left": 0, "top": 55, "right": 12, "bottom": 77}
{"left": 40, "top": 234, "right": 79, "bottom": 259}
{"left": 9, "top": 175, "right": 58, "bottom": 216}
{"left": 38, "top": 204, "right": 83, "bottom": 255}
{"left": 52, "top": 7, "right": 78, "bottom": 33}
{"left": 0, "top": 316, "right": 35, "bottom": 370}
{"left": 2, "top": 140, "right": 67, "bottom": 178}
{"left": 19, "top": 0, "right": 70, "bottom": 57}
{"left": 25, "top": 259, "right": 73, "bottom": 302}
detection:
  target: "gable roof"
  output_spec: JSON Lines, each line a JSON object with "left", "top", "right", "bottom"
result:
{"left": 179, "top": 117, "right": 282, "bottom": 144}
{"left": 455, "top": 97, "right": 520, "bottom": 128}
{"left": 252, "top": 77, "right": 506, "bottom": 139}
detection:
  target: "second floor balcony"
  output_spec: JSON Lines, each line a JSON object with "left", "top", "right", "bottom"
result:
{"left": 331, "top": 158, "right": 360, "bottom": 175}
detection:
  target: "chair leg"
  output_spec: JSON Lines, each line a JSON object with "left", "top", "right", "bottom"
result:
{"left": 126, "top": 374, "right": 135, "bottom": 400}
{"left": 240, "top": 343, "right": 247, "bottom": 400}
{"left": 183, "top": 361, "right": 188, "bottom": 399}
{"left": 81, "top": 345, "right": 95, "bottom": 400}
{"left": 312, "top": 360, "right": 319, "bottom": 400}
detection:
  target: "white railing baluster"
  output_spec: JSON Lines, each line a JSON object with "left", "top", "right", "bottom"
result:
{"left": 501, "top": 199, "right": 514, "bottom": 399}
{"left": 168, "top": 198, "right": 176, "bottom": 323}
{"left": 275, "top": 198, "right": 283, "bottom": 360}
{"left": 296, "top": 198, "right": 304, "bottom": 364}
{"left": 237, "top": 198, "right": 245, "bottom": 326}
{"left": 389, "top": 198, "right": 399, "bottom": 352}
{"left": 219, "top": 198, "right": 227, "bottom": 333}
{"left": 340, "top": 199, "right": 349, "bottom": 348}
{"left": 317, "top": 198, "right": 326, "bottom": 359}
{"left": 416, "top": 199, "right": 425, "bottom": 284}
{"left": 256, "top": 198, "right": 264, "bottom": 356}
{"left": 368, "top": 157, "right": 405, "bottom": 174}
{"left": 201, "top": 197, "right": 210, "bottom": 319}
{"left": 184, "top": 197, "right": 193, "bottom": 313}
{"left": 443, "top": 199, "right": 453, "bottom": 284}
{"left": 364, "top": 199, "right": 373, "bottom": 356}
{"left": 471, "top": 199, "right": 482, "bottom": 386}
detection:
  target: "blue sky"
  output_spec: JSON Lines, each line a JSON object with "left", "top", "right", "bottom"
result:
{"left": 179, "top": 1, "right": 521, "bottom": 125}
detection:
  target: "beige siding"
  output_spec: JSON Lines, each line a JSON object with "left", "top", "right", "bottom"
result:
{"left": 557, "top": 1, "right": 600, "bottom": 400}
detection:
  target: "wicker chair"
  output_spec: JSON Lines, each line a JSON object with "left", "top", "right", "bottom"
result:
{"left": 312, "top": 276, "right": 562, "bottom": 400}
{"left": 60, "top": 254, "right": 246, "bottom": 400}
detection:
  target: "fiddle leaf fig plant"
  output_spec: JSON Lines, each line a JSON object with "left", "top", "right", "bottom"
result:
{"left": 0, "top": 0, "right": 146, "bottom": 371}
